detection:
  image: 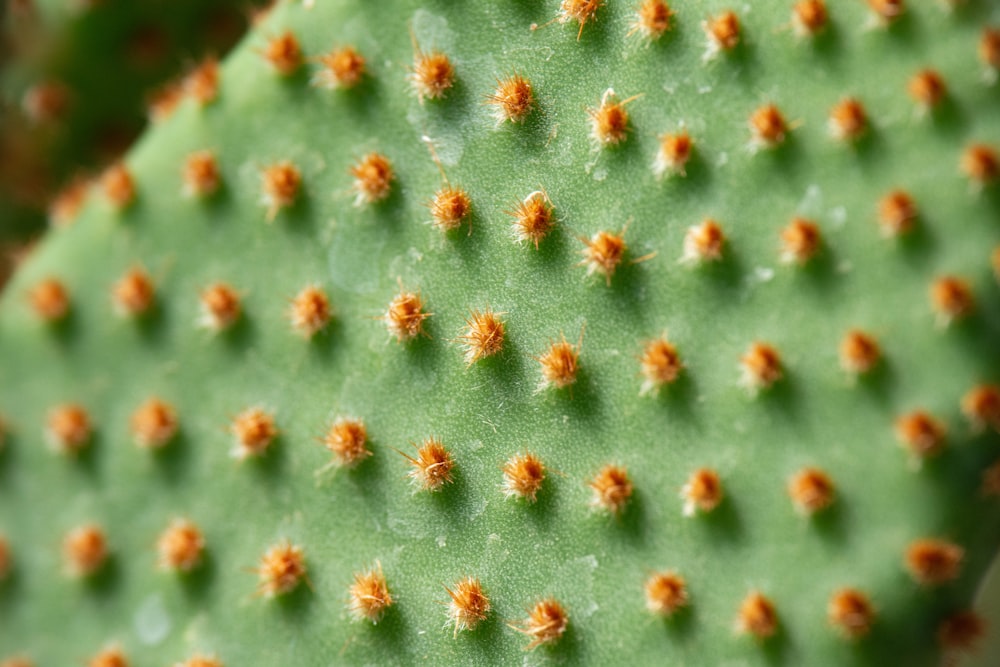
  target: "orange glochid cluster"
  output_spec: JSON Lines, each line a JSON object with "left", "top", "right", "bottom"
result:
{"left": 930, "top": 275, "right": 974, "bottom": 326}
{"left": 739, "top": 342, "right": 783, "bottom": 393}
{"left": 383, "top": 285, "right": 431, "bottom": 342}
{"left": 895, "top": 410, "right": 947, "bottom": 460}
{"left": 112, "top": 267, "right": 155, "bottom": 317}
{"left": 556, "top": 0, "right": 604, "bottom": 40}
{"left": 444, "top": 577, "right": 491, "bottom": 636}
{"left": 537, "top": 330, "right": 582, "bottom": 391}
{"left": 458, "top": 309, "right": 505, "bottom": 365}
{"left": 908, "top": 69, "right": 946, "bottom": 110}
{"left": 87, "top": 646, "right": 129, "bottom": 667}
{"left": 501, "top": 452, "right": 546, "bottom": 503}
{"left": 148, "top": 80, "right": 184, "bottom": 122}
{"left": 905, "top": 538, "right": 964, "bottom": 586}
{"left": 486, "top": 73, "right": 534, "bottom": 124}
{"left": 630, "top": 0, "right": 673, "bottom": 42}
{"left": 101, "top": 163, "right": 135, "bottom": 210}
{"left": 877, "top": 189, "right": 918, "bottom": 237}
{"left": 839, "top": 329, "right": 881, "bottom": 376}
{"left": 654, "top": 130, "right": 693, "bottom": 178}
{"left": 588, "top": 464, "right": 633, "bottom": 515}
{"left": 156, "top": 519, "right": 205, "bottom": 572}
{"left": 867, "top": 0, "right": 905, "bottom": 24}
{"left": 50, "top": 177, "right": 89, "bottom": 226}
{"left": 748, "top": 104, "right": 789, "bottom": 150}
{"left": 429, "top": 186, "right": 472, "bottom": 233}
{"left": 681, "top": 468, "right": 723, "bottom": 516}
{"left": 46, "top": 403, "right": 92, "bottom": 454}
{"left": 779, "top": 217, "right": 821, "bottom": 265}
{"left": 28, "top": 277, "right": 70, "bottom": 322}
{"left": 962, "top": 384, "right": 1000, "bottom": 433}
{"left": 588, "top": 89, "right": 638, "bottom": 147}
{"left": 22, "top": 80, "right": 70, "bottom": 124}
{"left": 737, "top": 592, "right": 779, "bottom": 640}
{"left": 182, "top": 150, "right": 221, "bottom": 198}
{"left": 981, "top": 459, "right": 1000, "bottom": 497}
{"left": 315, "top": 45, "right": 366, "bottom": 89}
{"left": 792, "top": 0, "right": 828, "bottom": 37}
{"left": 408, "top": 47, "right": 454, "bottom": 103}
{"left": 199, "top": 283, "right": 241, "bottom": 331}
{"left": 828, "top": 97, "right": 868, "bottom": 143}
{"left": 639, "top": 336, "right": 682, "bottom": 396}
{"left": 261, "top": 161, "right": 301, "bottom": 220}
{"left": 508, "top": 191, "right": 556, "bottom": 249}
{"left": 961, "top": 143, "right": 999, "bottom": 187}
{"left": 644, "top": 571, "right": 688, "bottom": 617}
{"left": 682, "top": 219, "right": 725, "bottom": 264}
{"left": 0, "top": 536, "right": 10, "bottom": 582}
{"left": 981, "top": 27, "right": 1000, "bottom": 72}
{"left": 401, "top": 437, "right": 455, "bottom": 492}
{"left": 938, "top": 610, "right": 987, "bottom": 653}
{"left": 184, "top": 57, "right": 219, "bottom": 104}
{"left": 787, "top": 467, "right": 836, "bottom": 515}
{"left": 703, "top": 11, "right": 740, "bottom": 58}
{"left": 827, "top": 588, "right": 876, "bottom": 640}
{"left": 177, "top": 656, "right": 223, "bottom": 667}
{"left": 63, "top": 523, "right": 108, "bottom": 577}
{"left": 230, "top": 407, "right": 278, "bottom": 460}
{"left": 579, "top": 229, "right": 628, "bottom": 284}
{"left": 289, "top": 285, "right": 331, "bottom": 338}
{"left": 350, "top": 152, "right": 395, "bottom": 207}
{"left": 348, "top": 561, "right": 393, "bottom": 623}
{"left": 256, "top": 541, "right": 307, "bottom": 597}
{"left": 510, "top": 598, "right": 569, "bottom": 650}
{"left": 130, "top": 397, "right": 178, "bottom": 449}
{"left": 321, "top": 418, "right": 371, "bottom": 467}
{"left": 262, "top": 32, "right": 302, "bottom": 75}
{"left": 249, "top": 1, "right": 277, "bottom": 25}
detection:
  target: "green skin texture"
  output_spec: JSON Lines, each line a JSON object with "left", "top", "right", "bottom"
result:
{"left": 1, "top": 0, "right": 1000, "bottom": 664}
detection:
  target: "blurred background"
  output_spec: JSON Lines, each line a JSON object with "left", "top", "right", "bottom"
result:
{"left": 0, "top": 0, "right": 269, "bottom": 285}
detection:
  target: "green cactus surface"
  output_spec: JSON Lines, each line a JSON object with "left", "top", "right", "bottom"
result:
{"left": 1, "top": 0, "right": 1000, "bottom": 665}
